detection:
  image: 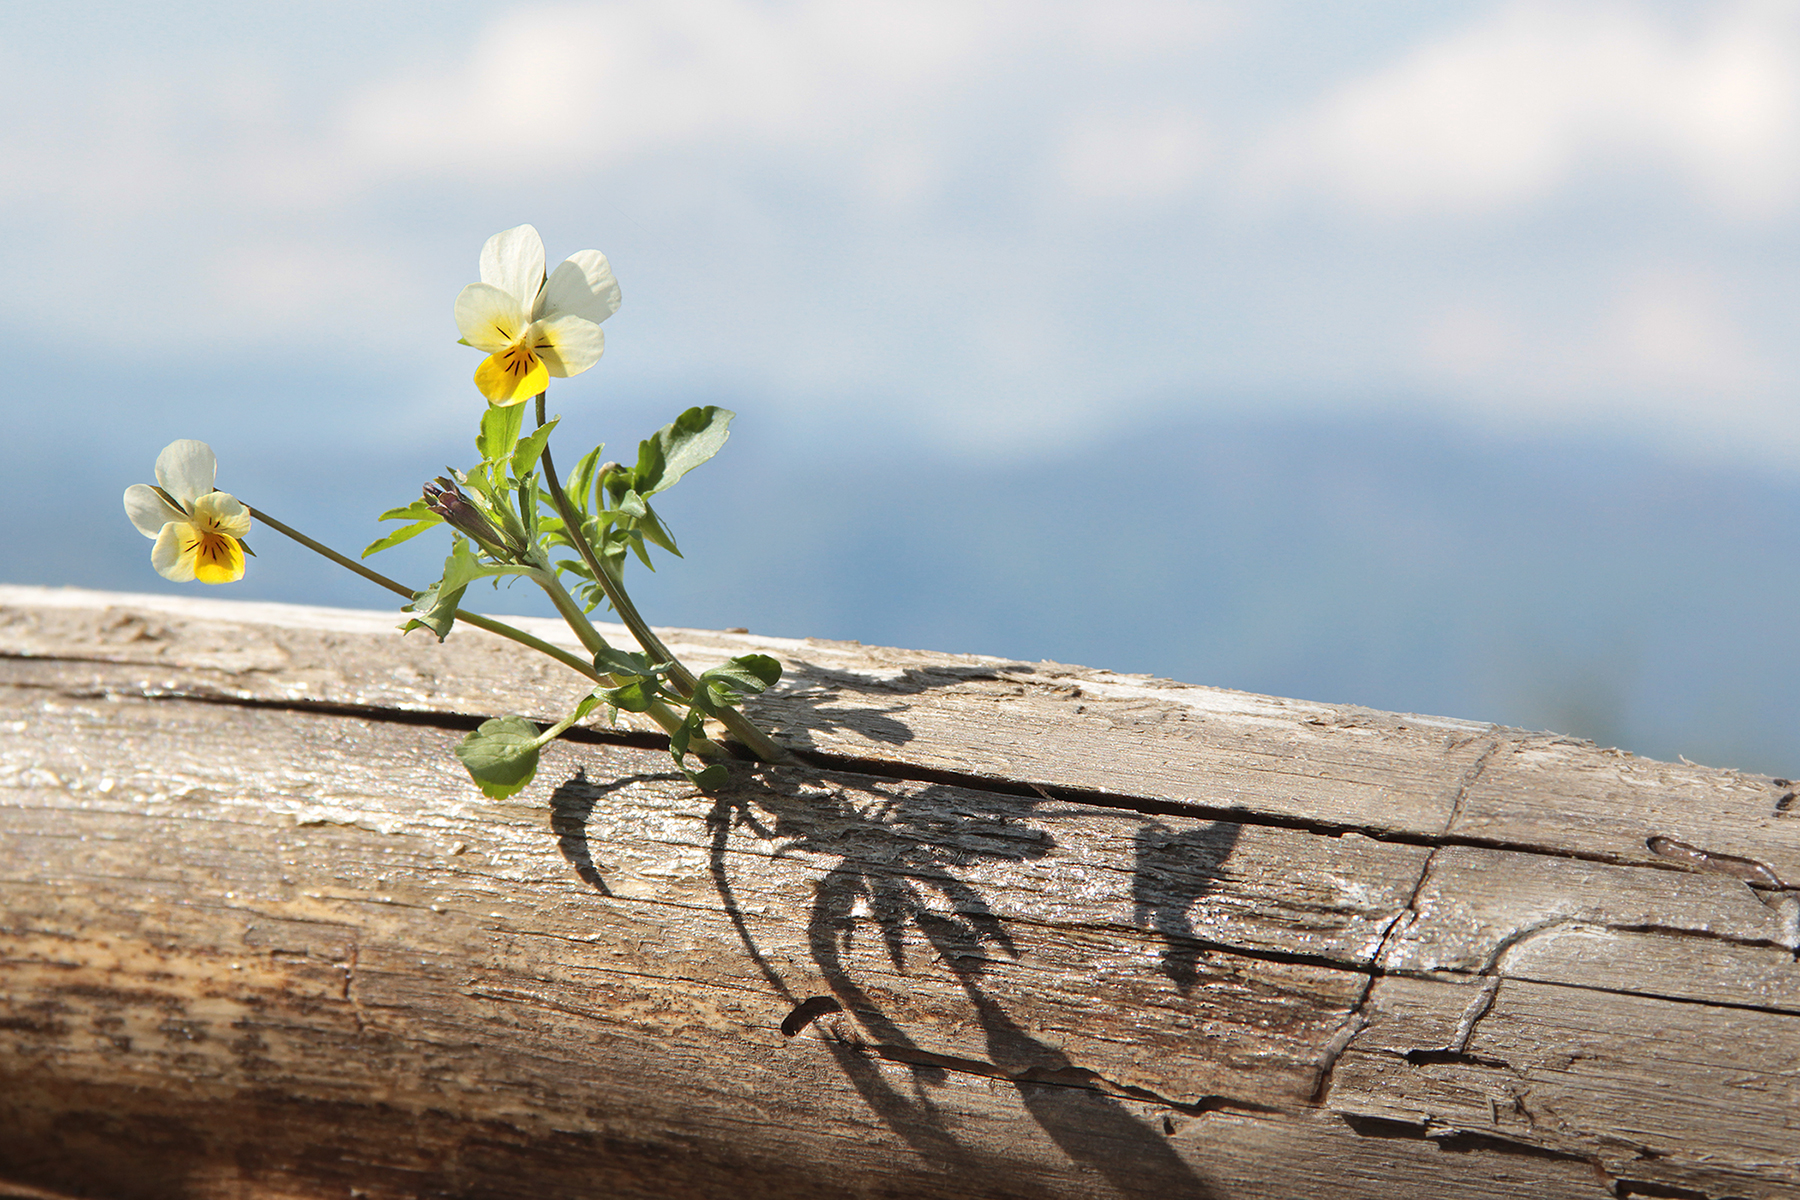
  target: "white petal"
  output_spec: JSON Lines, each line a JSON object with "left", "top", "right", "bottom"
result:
{"left": 479, "top": 225, "right": 546, "bottom": 307}
{"left": 124, "top": 483, "right": 185, "bottom": 539}
{"left": 151, "top": 523, "right": 196, "bottom": 582}
{"left": 155, "top": 440, "right": 216, "bottom": 506}
{"left": 192, "top": 491, "right": 252, "bottom": 538}
{"left": 537, "top": 251, "right": 621, "bottom": 325}
{"left": 530, "top": 314, "right": 605, "bottom": 378}
{"left": 454, "top": 283, "right": 529, "bottom": 352}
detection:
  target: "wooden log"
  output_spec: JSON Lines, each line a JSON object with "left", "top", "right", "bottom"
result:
{"left": 1, "top": 584, "right": 1796, "bottom": 1199}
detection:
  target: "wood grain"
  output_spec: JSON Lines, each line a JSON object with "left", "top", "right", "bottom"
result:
{"left": 3, "top": 586, "right": 1797, "bottom": 1199}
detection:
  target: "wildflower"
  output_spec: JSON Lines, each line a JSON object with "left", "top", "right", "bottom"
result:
{"left": 454, "top": 224, "right": 621, "bottom": 406}
{"left": 122, "top": 440, "right": 252, "bottom": 584}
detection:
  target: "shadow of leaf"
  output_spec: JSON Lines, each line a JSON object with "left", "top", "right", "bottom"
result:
{"left": 1130, "top": 821, "right": 1243, "bottom": 992}
{"left": 702, "top": 767, "right": 1224, "bottom": 1196}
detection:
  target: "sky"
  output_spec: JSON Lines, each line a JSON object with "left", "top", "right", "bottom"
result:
{"left": 7, "top": 1, "right": 1800, "bottom": 769}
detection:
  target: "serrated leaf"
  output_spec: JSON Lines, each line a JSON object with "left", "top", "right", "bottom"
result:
{"left": 635, "top": 406, "right": 734, "bottom": 497}
{"left": 362, "top": 517, "right": 441, "bottom": 558}
{"left": 478, "top": 403, "right": 525, "bottom": 464}
{"left": 400, "top": 580, "right": 467, "bottom": 641}
{"left": 511, "top": 417, "right": 559, "bottom": 481}
{"left": 454, "top": 715, "right": 542, "bottom": 800}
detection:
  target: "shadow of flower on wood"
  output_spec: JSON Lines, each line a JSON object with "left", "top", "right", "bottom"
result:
{"left": 549, "top": 768, "right": 686, "bottom": 895}
{"left": 701, "top": 770, "right": 1225, "bottom": 1198}
{"left": 1131, "top": 820, "right": 1243, "bottom": 992}
{"left": 758, "top": 661, "right": 1050, "bottom": 749}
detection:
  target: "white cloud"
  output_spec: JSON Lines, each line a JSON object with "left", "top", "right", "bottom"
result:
{"left": 342, "top": 0, "right": 998, "bottom": 179}
{"left": 1260, "top": 0, "right": 1800, "bottom": 218}
{"left": 1413, "top": 266, "right": 1778, "bottom": 457}
{"left": 1057, "top": 111, "right": 1211, "bottom": 204}
{"left": 6, "top": 1, "right": 1800, "bottom": 472}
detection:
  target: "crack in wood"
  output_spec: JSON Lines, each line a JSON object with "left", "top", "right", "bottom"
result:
{"left": 1440, "top": 736, "right": 1502, "bottom": 839}
{"left": 1336, "top": 1112, "right": 1598, "bottom": 1166}
{"left": 1313, "top": 840, "right": 1452, "bottom": 1103}
{"left": 1448, "top": 975, "right": 1502, "bottom": 1053}
{"left": 18, "top": 676, "right": 1757, "bottom": 883}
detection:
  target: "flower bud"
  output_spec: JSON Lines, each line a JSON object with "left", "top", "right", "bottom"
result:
{"left": 424, "top": 479, "right": 510, "bottom": 552}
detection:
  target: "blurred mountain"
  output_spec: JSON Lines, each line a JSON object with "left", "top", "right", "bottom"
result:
{"left": 32, "top": 394, "right": 1800, "bottom": 777}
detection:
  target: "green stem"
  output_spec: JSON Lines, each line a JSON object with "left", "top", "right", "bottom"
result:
{"left": 531, "top": 394, "right": 798, "bottom": 766}
{"left": 246, "top": 503, "right": 718, "bottom": 758}
{"left": 247, "top": 505, "right": 596, "bottom": 680}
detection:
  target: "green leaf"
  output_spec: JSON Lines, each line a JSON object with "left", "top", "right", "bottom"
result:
{"left": 637, "top": 502, "right": 681, "bottom": 557}
{"left": 515, "top": 468, "right": 539, "bottom": 541}
{"left": 593, "top": 647, "right": 661, "bottom": 678}
{"left": 635, "top": 406, "right": 734, "bottom": 497}
{"left": 565, "top": 445, "right": 604, "bottom": 516}
{"left": 362, "top": 517, "right": 440, "bottom": 558}
{"left": 377, "top": 497, "right": 438, "bottom": 523}
{"left": 477, "top": 403, "right": 524, "bottom": 464}
{"left": 461, "top": 461, "right": 499, "bottom": 504}
{"left": 669, "top": 707, "right": 701, "bottom": 764}
{"left": 595, "top": 678, "right": 657, "bottom": 712}
{"left": 400, "top": 580, "right": 467, "bottom": 641}
{"left": 440, "top": 537, "right": 516, "bottom": 593}
{"left": 567, "top": 693, "right": 602, "bottom": 726}
{"left": 616, "top": 488, "right": 648, "bottom": 518}
{"left": 510, "top": 417, "right": 559, "bottom": 481}
{"left": 454, "top": 715, "right": 542, "bottom": 800}
{"left": 666, "top": 707, "right": 729, "bottom": 788}
{"left": 700, "top": 654, "right": 783, "bottom": 699}
{"left": 690, "top": 763, "right": 730, "bottom": 789}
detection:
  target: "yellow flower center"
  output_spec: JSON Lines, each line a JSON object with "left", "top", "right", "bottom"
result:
{"left": 474, "top": 338, "right": 550, "bottom": 406}
{"left": 181, "top": 515, "right": 245, "bottom": 584}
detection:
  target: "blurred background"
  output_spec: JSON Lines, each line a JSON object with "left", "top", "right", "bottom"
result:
{"left": 7, "top": 0, "right": 1800, "bottom": 773}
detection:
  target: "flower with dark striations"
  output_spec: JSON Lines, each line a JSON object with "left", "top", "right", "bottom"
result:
{"left": 122, "top": 440, "right": 252, "bottom": 584}
{"left": 454, "top": 224, "right": 621, "bottom": 406}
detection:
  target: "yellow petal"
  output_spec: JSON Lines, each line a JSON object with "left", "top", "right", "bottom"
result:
{"left": 187, "top": 527, "right": 246, "bottom": 584}
{"left": 474, "top": 343, "right": 549, "bottom": 405}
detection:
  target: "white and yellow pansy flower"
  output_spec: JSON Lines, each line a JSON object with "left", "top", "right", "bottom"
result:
{"left": 122, "top": 440, "right": 252, "bottom": 584}
{"left": 454, "top": 224, "right": 622, "bottom": 406}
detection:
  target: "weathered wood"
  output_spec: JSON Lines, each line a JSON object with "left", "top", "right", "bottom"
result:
{"left": 2, "top": 585, "right": 1797, "bottom": 1199}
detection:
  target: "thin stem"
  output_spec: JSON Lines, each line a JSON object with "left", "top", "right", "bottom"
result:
{"left": 532, "top": 395, "right": 798, "bottom": 766}
{"left": 247, "top": 505, "right": 595, "bottom": 680}
{"left": 245, "top": 503, "right": 720, "bottom": 758}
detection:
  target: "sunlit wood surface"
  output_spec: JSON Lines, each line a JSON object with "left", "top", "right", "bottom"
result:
{"left": 3, "top": 585, "right": 1796, "bottom": 1200}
